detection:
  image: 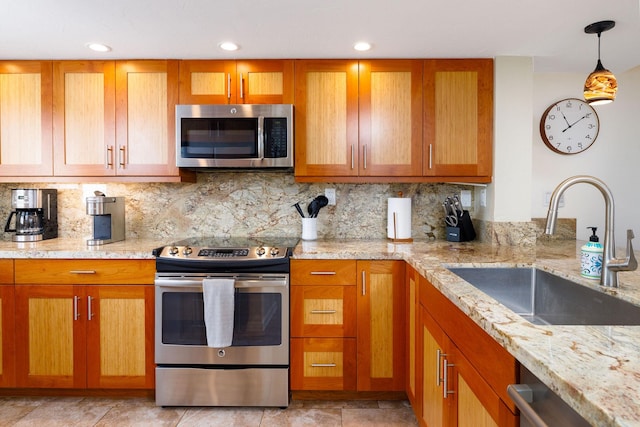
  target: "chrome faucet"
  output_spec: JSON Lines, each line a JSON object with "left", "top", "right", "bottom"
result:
{"left": 545, "top": 175, "right": 637, "bottom": 287}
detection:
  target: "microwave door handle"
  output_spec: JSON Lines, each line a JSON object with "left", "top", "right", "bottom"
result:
{"left": 257, "top": 116, "right": 265, "bottom": 160}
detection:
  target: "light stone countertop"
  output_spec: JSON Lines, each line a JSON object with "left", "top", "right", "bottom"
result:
{"left": 294, "top": 239, "right": 640, "bottom": 427}
{"left": 2, "top": 237, "right": 639, "bottom": 425}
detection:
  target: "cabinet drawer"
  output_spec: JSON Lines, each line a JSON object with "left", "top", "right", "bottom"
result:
{"left": 0, "top": 260, "right": 13, "bottom": 284}
{"left": 290, "top": 337, "right": 356, "bottom": 391}
{"left": 291, "top": 285, "right": 357, "bottom": 337}
{"left": 15, "top": 259, "right": 155, "bottom": 285}
{"left": 291, "top": 260, "right": 356, "bottom": 286}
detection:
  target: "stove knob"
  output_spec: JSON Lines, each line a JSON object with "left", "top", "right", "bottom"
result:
{"left": 183, "top": 246, "right": 193, "bottom": 256}
{"left": 256, "top": 246, "right": 266, "bottom": 256}
{"left": 270, "top": 247, "right": 280, "bottom": 257}
{"left": 168, "top": 246, "right": 179, "bottom": 255}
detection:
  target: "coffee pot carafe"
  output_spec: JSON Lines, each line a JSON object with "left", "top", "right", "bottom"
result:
{"left": 4, "top": 189, "right": 58, "bottom": 242}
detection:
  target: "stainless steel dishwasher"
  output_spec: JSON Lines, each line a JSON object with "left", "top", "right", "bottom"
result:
{"left": 508, "top": 365, "right": 591, "bottom": 427}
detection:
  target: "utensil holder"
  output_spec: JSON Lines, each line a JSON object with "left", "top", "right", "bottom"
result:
{"left": 301, "top": 218, "right": 317, "bottom": 241}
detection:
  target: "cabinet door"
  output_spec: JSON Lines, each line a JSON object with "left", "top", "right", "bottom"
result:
{"left": 179, "top": 60, "right": 237, "bottom": 104}
{"left": 0, "top": 262, "right": 15, "bottom": 387}
{"left": 356, "top": 260, "right": 405, "bottom": 391}
{"left": 53, "top": 61, "right": 116, "bottom": 176}
{"left": 294, "top": 60, "right": 359, "bottom": 178}
{"left": 86, "top": 285, "right": 154, "bottom": 389}
{"left": 236, "top": 60, "right": 294, "bottom": 104}
{"left": 290, "top": 337, "right": 357, "bottom": 391}
{"left": 291, "top": 285, "right": 357, "bottom": 338}
{"left": 423, "top": 59, "right": 493, "bottom": 180}
{"left": 115, "top": 60, "right": 179, "bottom": 176}
{"left": 15, "top": 285, "right": 87, "bottom": 388}
{"left": 405, "top": 264, "right": 419, "bottom": 409}
{"left": 0, "top": 61, "right": 53, "bottom": 177}
{"left": 420, "top": 305, "right": 452, "bottom": 427}
{"left": 358, "top": 60, "right": 423, "bottom": 176}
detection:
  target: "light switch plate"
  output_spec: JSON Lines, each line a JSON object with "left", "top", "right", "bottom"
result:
{"left": 325, "top": 188, "right": 336, "bottom": 206}
{"left": 460, "top": 190, "right": 472, "bottom": 207}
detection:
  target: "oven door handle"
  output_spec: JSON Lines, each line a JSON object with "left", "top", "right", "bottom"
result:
{"left": 155, "top": 277, "right": 288, "bottom": 289}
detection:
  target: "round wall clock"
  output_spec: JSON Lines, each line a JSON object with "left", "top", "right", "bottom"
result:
{"left": 539, "top": 98, "right": 600, "bottom": 154}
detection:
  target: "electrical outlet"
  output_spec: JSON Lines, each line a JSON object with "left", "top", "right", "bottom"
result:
{"left": 480, "top": 189, "right": 487, "bottom": 207}
{"left": 460, "top": 190, "right": 472, "bottom": 207}
{"left": 544, "top": 192, "right": 565, "bottom": 207}
{"left": 325, "top": 188, "right": 336, "bottom": 206}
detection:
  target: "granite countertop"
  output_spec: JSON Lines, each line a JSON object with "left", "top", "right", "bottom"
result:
{"left": 294, "top": 239, "right": 640, "bottom": 427}
{"left": 2, "top": 237, "right": 639, "bottom": 425}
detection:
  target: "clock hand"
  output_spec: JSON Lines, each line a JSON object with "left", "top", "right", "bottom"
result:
{"left": 560, "top": 111, "right": 571, "bottom": 127}
{"left": 562, "top": 114, "right": 588, "bottom": 132}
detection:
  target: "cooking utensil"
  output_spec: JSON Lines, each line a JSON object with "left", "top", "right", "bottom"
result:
{"left": 307, "top": 199, "right": 318, "bottom": 218}
{"left": 293, "top": 202, "right": 305, "bottom": 218}
{"left": 313, "top": 195, "right": 328, "bottom": 217}
{"left": 307, "top": 195, "right": 329, "bottom": 218}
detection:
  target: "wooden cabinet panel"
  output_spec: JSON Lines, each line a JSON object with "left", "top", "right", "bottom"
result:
{"left": 0, "top": 259, "right": 13, "bottom": 284}
{"left": 86, "top": 285, "right": 154, "bottom": 389}
{"left": 405, "top": 263, "right": 419, "bottom": 410}
{"left": 423, "top": 59, "right": 493, "bottom": 181}
{"left": 115, "top": 60, "right": 179, "bottom": 176}
{"left": 294, "top": 60, "right": 359, "bottom": 178}
{"left": 179, "top": 60, "right": 293, "bottom": 104}
{"left": 420, "top": 305, "right": 450, "bottom": 427}
{"left": 291, "top": 285, "right": 356, "bottom": 337}
{"left": 0, "top": 61, "right": 53, "bottom": 177}
{"left": 358, "top": 60, "right": 423, "bottom": 176}
{"left": 356, "top": 260, "right": 405, "bottom": 391}
{"left": 53, "top": 61, "right": 116, "bottom": 176}
{"left": 290, "top": 259, "right": 356, "bottom": 286}
{"left": 0, "top": 283, "right": 15, "bottom": 387}
{"left": 290, "top": 337, "right": 357, "bottom": 391}
{"left": 15, "top": 259, "right": 155, "bottom": 285}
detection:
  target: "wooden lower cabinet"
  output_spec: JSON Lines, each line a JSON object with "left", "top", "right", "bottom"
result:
{"left": 13, "top": 259, "right": 155, "bottom": 390}
{"left": 0, "top": 259, "right": 15, "bottom": 387}
{"left": 417, "top": 275, "right": 518, "bottom": 426}
{"left": 405, "top": 263, "right": 419, "bottom": 408}
{"left": 290, "top": 259, "right": 405, "bottom": 392}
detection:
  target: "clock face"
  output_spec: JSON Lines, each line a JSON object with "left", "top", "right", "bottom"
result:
{"left": 539, "top": 98, "right": 600, "bottom": 154}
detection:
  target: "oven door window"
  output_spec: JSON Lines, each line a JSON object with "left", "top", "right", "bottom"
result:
{"left": 180, "top": 117, "right": 258, "bottom": 158}
{"left": 161, "top": 291, "right": 282, "bottom": 346}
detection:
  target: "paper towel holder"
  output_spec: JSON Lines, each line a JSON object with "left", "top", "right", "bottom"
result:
{"left": 388, "top": 192, "right": 413, "bottom": 243}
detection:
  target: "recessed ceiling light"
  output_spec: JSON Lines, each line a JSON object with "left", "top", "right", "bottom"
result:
{"left": 85, "top": 43, "right": 112, "bottom": 52}
{"left": 353, "top": 42, "right": 372, "bottom": 52}
{"left": 219, "top": 42, "right": 239, "bottom": 52}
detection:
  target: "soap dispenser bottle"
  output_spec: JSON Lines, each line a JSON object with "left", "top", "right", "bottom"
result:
{"left": 581, "top": 227, "right": 603, "bottom": 279}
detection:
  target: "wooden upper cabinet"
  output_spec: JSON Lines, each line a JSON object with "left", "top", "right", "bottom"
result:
{"left": 358, "top": 60, "right": 423, "bottom": 177}
{"left": 0, "top": 61, "right": 53, "bottom": 177}
{"left": 423, "top": 59, "right": 493, "bottom": 181}
{"left": 294, "top": 60, "right": 359, "bottom": 178}
{"left": 179, "top": 60, "right": 293, "bottom": 104}
{"left": 115, "top": 60, "right": 179, "bottom": 176}
{"left": 53, "top": 61, "right": 116, "bottom": 176}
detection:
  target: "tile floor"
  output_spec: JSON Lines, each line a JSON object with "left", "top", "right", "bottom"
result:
{"left": 0, "top": 396, "right": 418, "bottom": 426}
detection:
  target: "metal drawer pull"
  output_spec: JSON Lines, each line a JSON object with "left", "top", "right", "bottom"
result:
{"left": 69, "top": 270, "right": 96, "bottom": 274}
{"left": 361, "top": 270, "right": 366, "bottom": 296}
{"left": 310, "top": 271, "right": 336, "bottom": 275}
{"left": 436, "top": 349, "right": 447, "bottom": 386}
{"left": 310, "top": 363, "right": 336, "bottom": 368}
{"left": 442, "top": 358, "right": 455, "bottom": 399}
{"left": 310, "top": 310, "right": 337, "bottom": 314}
{"left": 87, "top": 296, "right": 94, "bottom": 321}
{"left": 507, "top": 384, "right": 548, "bottom": 427}
{"left": 73, "top": 296, "right": 80, "bottom": 320}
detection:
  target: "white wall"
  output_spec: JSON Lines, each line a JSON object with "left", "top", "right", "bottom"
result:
{"left": 532, "top": 66, "right": 640, "bottom": 245}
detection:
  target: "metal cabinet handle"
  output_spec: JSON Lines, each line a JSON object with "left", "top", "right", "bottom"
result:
{"left": 442, "top": 358, "right": 455, "bottom": 399}
{"left": 310, "top": 310, "right": 337, "bottom": 314}
{"left": 227, "top": 73, "right": 231, "bottom": 100}
{"left": 240, "top": 73, "right": 244, "bottom": 99}
{"left": 118, "top": 146, "right": 126, "bottom": 168}
{"left": 87, "top": 296, "right": 94, "bottom": 321}
{"left": 69, "top": 270, "right": 96, "bottom": 274}
{"left": 311, "top": 363, "right": 336, "bottom": 368}
{"left": 361, "top": 270, "right": 366, "bottom": 296}
{"left": 351, "top": 145, "right": 355, "bottom": 169}
{"left": 428, "top": 144, "right": 433, "bottom": 169}
{"left": 106, "top": 146, "right": 114, "bottom": 169}
{"left": 363, "top": 145, "right": 367, "bottom": 169}
{"left": 507, "top": 384, "right": 548, "bottom": 427}
{"left": 310, "top": 271, "right": 336, "bottom": 276}
{"left": 436, "top": 349, "right": 446, "bottom": 386}
{"left": 73, "top": 296, "right": 80, "bottom": 321}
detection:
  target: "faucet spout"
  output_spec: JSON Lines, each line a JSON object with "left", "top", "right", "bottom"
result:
{"left": 544, "top": 175, "right": 636, "bottom": 287}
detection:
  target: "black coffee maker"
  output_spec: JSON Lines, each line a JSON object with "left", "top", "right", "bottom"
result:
{"left": 4, "top": 189, "right": 58, "bottom": 242}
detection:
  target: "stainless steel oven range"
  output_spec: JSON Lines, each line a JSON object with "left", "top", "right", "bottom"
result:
{"left": 153, "top": 236, "right": 298, "bottom": 407}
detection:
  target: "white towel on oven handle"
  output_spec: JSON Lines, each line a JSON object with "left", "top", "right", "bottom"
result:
{"left": 202, "top": 278, "right": 235, "bottom": 348}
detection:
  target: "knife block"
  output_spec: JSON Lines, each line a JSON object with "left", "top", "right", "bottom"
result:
{"left": 445, "top": 210, "right": 476, "bottom": 242}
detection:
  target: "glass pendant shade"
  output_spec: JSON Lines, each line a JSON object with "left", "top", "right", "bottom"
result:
{"left": 584, "top": 59, "right": 617, "bottom": 105}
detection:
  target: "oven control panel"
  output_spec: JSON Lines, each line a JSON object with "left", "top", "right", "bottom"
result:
{"left": 157, "top": 245, "right": 288, "bottom": 260}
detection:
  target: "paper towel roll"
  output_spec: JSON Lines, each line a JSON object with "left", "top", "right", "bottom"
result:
{"left": 387, "top": 197, "right": 411, "bottom": 239}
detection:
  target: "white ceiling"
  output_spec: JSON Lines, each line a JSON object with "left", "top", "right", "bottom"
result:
{"left": 2, "top": 0, "right": 640, "bottom": 73}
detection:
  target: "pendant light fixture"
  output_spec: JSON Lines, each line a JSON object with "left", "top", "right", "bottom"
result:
{"left": 583, "top": 20, "right": 617, "bottom": 105}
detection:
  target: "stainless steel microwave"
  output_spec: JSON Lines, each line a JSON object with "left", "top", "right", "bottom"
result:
{"left": 176, "top": 104, "right": 293, "bottom": 169}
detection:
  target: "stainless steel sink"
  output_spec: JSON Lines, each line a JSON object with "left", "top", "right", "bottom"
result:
{"left": 448, "top": 267, "right": 640, "bottom": 325}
